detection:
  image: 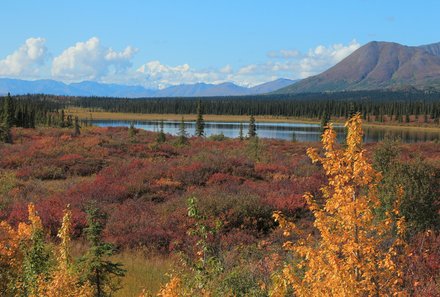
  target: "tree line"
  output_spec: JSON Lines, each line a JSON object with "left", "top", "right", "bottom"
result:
{"left": 2, "top": 90, "right": 440, "bottom": 126}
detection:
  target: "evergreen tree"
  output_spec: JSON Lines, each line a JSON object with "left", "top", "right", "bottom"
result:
{"left": 176, "top": 117, "right": 188, "bottom": 145}
{"left": 238, "top": 122, "right": 244, "bottom": 141}
{"left": 156, "top": 120, "right": 166, "bottom": 143}
{"left": 66, "top": 115, "right": 73, "bottom": 128}
{"left": 73, "top": 116, "right": 81, "bottom": 137}
{"left": 79, "top": 207, "right": 125, "bottom": 297}
{"left": 60, "top": 110, "right": 66, "bottom": 127}
{"left": 0, "top": 93, "right": 14, "bottom": 143}
{"left": 247, "top": 115, "right": 257, "bottom": 138}
{"left": 128, "top": 122, "right": 136, "bottom": 140}
{"left": 320, "top": 110, "right": 330, "bottom": 130}
{"left": 195, "top": 100, "right": 205, "bottom": 137}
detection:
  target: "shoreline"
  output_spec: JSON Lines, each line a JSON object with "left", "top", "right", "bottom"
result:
{"left": 66, "top": 108, "right": 440, "bottom": 132}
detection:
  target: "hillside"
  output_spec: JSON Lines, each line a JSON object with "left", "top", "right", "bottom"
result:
{"left": 275, "top": 41, "right": 440, "bottom": 93}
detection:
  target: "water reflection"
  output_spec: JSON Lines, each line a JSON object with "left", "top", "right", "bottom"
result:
{"left": 91, "top": 120, "right": 440, "bottom": 143}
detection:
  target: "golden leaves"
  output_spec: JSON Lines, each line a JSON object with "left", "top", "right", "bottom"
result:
{"left": 272, "top": 113, "right": 408, "bottom": 297}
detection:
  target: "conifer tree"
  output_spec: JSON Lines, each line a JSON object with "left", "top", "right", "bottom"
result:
{"left": 79, "top": 207, "right": 125, "bottom": 297}
{"left": 66, "top": 115, "right": 73, "bottom": 128}
{"left": 0, "top": 93, "right": 14, "bottom": 143}
{"left": 177, "top": 117, "right": 188, "bottom": 145}
{"left": 238, "top": 122, "right": 244, "bottom": 141}
{"left": 320, "top": 109, "right": 330, "bottom": 130}
{"left": 195, "top": 100, "right": 204, "bottom": 137}
{"left": 156, "top": 120, "right": 166, "bottom": 143}
{"left": 248, "top": 115, "right": 257, "bottom": 138}
{"left": 128, "top": 122, "right": 136, "bottom": 140}
{"left": 73, "top": 116, "right": 81, "bottom": 137}
{"left": 60, "top": 110, "right": 66, "bottom": 127}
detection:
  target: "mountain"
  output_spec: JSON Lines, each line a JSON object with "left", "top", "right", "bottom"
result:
{"left": 275, "top": 41, "right": 440, "bottom": 94}
{"left": 0, "top": 78, "right": 295, "bottom": 97}
{"left": 0, "top": 79, "right": 155, "bottom": 97}
{"left": 70, "top": 81, "right": 156, "bottom": 97}
{"left": 249, "top": 78, "right": 297, "bottom": 94}
{"left": 153, "top": 82, "right": 250, "bottom": 97}
{"left": 154, "top": 79, "right": 296, "bottom": 97}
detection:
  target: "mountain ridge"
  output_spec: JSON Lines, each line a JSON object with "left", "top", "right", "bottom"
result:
{"left": 275, "top": 41, "right": 440, "bottom": 94}
{"left": 0, "top": 78, "right": 296, "bottom": 98}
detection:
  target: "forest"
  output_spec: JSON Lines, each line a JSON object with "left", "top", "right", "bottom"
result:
{"left": 2, "top": 90, "right": 440, "bottom": 125}
{"left": 0, "top": 94, "right": 439, "bottom": 296}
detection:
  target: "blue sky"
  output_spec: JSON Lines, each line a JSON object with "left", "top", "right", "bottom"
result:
{"left": 1, "top": 0, "right": 439, "bottom": 88}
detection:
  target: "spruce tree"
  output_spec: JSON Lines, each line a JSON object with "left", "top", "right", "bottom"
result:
{"left": 73, "top": 116, "right": 81, "bottom": 137}
{"left": 238, "top": 122, "right": 244, "bottom": 140}
{"left": 0, "top": 93, "right": 14, "bottom": 143}
{"left": 156, "top": 120, "right": 166, "bottom": 143}
{"left": 177, "top": 117, "right": 188, "bottom": 145}
{"left": 79, "top": 207, "right": 125, "bottom": 297}
{"left": 66, "top": 115, "right": 73, "bottom": 128}
{"left": 248, "top": 115, "right": 257, "bottom": 138}
{"left": 320, "top": 110, "right": 330, "bottom": 130}
{"left": 60, "top": 110, "right": 65, "bottom": 127}
{"left": 128, "top": 122, "right": 136, "bottom": 140}
{"left": 195, "top": 100, "right": 204, "bottom": 137}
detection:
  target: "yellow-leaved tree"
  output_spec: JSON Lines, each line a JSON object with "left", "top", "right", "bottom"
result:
{"left": 271, "top": 113, "right": 407, "bottom": 296}
{"left": 36, "top": 207, "right": 93, "bottom": 297}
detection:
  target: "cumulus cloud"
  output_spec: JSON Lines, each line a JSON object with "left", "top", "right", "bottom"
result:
{"left": 136, "top": 60, "right": 229, "bottom": 89}
{"left": 232, "top": 39, "right": 361, "bottom": 85}
{"left": 0, "top": 37, "right": 48, "bottom": 77}
{"left": 0, "top": 37, "right": 361, "bottom": 88}
{"left": 51, "top": 37, "right": 137, "bottom": 81}
{"left": 133, "top": 40, "right": 360, "bottom": 87}
{"left": 298, "top": 39, "right": 360, "bottom": 77}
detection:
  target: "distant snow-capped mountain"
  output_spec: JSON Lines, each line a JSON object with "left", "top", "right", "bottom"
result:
{"left": 0, "top": 78, "right": 296, "bottom": 98}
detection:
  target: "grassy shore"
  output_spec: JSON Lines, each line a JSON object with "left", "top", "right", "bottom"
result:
{"left": 66, "top": 107, "right": 440, "bottom": 132}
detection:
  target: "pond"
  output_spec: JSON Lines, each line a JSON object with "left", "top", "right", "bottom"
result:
{"left": 91, "top": 120, "right": 440, "bottom": 143}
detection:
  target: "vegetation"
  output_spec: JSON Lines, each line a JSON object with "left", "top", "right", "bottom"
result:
{"left": 248, "top": 115, "right": 257, "bottom": 138}
{"left": 3, "top": 90, "right": 440, "bottom": 129}
{"left": 0, "top": 111, "right": 438, "bottom": 296}
{"left": 272, "top": 114, "right": 407, "bottom": 296}
{"left": 195, "top": 100, "right": 205, "bottom": 137}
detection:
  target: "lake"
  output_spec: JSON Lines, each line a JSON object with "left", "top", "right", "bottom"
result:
{"left": 91, "top": 120, "right": 440, "bottom": 143}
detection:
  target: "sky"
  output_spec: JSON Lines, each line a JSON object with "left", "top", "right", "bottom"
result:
{"left": 0, "top": 0, "right": 439, "bottom": 89}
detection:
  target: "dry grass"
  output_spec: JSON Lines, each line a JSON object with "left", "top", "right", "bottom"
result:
{"left": 66, "top": 107, "right": 440, "bottom": 132}
{"left": 66, "top": 107, "right": 319, "bottom": 124}
{"left": 112, "top": 250, "right": 175, "bottom": 297}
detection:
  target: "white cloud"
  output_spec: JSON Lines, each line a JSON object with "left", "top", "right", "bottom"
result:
{"left": 51, "top": 37, "right": 137, "bottom": 81}
{"left": 235, "top": 39, "right": 361, "bottom": 84}
{"left": 298, "top": 39, "right": 360, "bottom": 77}
{"left": 136, "top": 60, "right": 228, "bottom": 89}
{"left": 0, "top": 37, "right": 361, "bottom": 88}
{"left": 0, "top": 37, "right": 48, "bottom": 77}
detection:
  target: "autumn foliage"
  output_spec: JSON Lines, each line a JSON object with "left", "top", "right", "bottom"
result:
{"left": 272, "top": 114, "right": 408, "bottom": 296}
{"left": 0, "top": 118, "right": 439, "bottom": 296}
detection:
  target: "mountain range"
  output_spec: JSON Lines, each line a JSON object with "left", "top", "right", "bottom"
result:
{"left": 3, "top": 41, "right": 440, "bottom": 97}
{"left": 275, "top": 41, "right": 440, "bottom": 94}
{"left": 0, "top": 78, "right": 295, "bottom": 98}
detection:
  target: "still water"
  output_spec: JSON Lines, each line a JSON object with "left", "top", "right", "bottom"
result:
{"left": 92, "top": 120, "right": 440, "bottom": 143}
